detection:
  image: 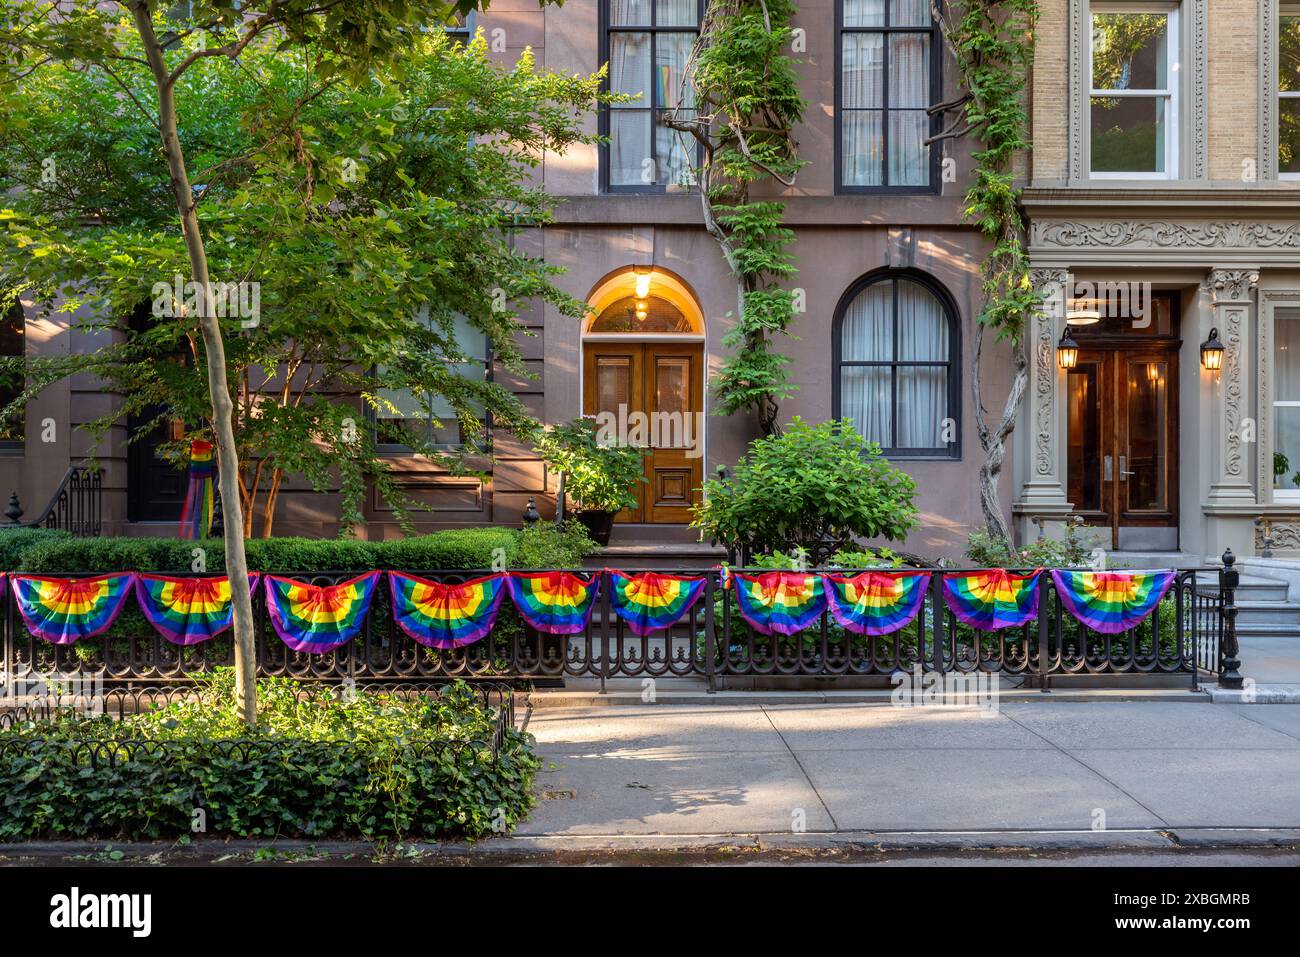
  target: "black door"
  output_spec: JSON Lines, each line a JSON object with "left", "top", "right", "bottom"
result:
{"left": 127, "top": 411, "right": 187, "bottom": 522}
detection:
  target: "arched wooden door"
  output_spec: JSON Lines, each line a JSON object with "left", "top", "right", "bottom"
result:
{"left": 581, "top": 268, "right": 706, "bottom": 525}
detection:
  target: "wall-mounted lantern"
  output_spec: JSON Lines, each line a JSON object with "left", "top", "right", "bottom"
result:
{"left": 1200, "top": 328, "right": 1225, "bottom": 372}
{"left": 1056, "top": 328, "right": 1080, "bottom": 370}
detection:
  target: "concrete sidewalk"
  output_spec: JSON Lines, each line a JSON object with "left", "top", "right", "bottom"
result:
{"left": 519, "top": 700, "right": 1300, "bottom": 845}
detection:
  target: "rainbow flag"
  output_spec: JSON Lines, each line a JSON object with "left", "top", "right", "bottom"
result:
{"left": 732, "top": 572, "right": 826, "bottom": 636}
{"left": 135, "top": 573, "right": 259, "bottom": 646}
{"left": 264, "top": 571, "right": 379, "bottom": 653}
{"left": 609, "top": 571, "right": 707, "bottom": 636}
{"left": 388, "top": 571, "right": 506, "bottom": 649}
{"left": 178, "top": 439, "right": 216, "bottom": 540}
{"left": 1050, "top": 569, "right": 1176, "bottom": 634}
{"left": 943, "top": 570, "right": 1041, "bottom": 631}
{"left": 10, "top": 573, "right": 137, "bottom": 645}
{"left": 823, "top": 571, "right": 930, "bottom": 636}
{"left": 507, "top": 571, "right": 599, "bottom": 635}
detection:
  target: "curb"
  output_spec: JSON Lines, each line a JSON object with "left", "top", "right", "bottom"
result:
{"left": 525, "top": 688, "right": 1213, "bottom": 708}
{"left": 4, "top": 829, "right": 1298, "bottom": 864}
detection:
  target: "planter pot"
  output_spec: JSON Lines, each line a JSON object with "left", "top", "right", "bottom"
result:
{"left": 575, "top": 509, "right": 616, "bottom": 546}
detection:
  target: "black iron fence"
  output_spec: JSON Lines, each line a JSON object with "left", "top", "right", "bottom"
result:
{"left": 1, "top": 554, "right": 1244, "bottom": 693}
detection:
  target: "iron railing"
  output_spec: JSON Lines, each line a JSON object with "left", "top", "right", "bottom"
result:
{"left": 5, "top": 464, "right": 103, "bottom": 537}
{"left": 0, "top": 553, "right": 1243, "bottom": 692}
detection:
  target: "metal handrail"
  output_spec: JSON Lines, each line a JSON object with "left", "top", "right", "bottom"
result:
{"left": 4, "top": 464, "right": 103, "bottom": 537}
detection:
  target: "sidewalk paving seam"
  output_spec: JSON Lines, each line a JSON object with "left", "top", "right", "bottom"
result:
{"left": 996, "top": 709, "right": 1173, "bottom": 829}
{"left": 758, "top": 705, "right": 840, "bottom": 832}
{"left": 1226, "top": 707, "right": 1300, "bottom": 744}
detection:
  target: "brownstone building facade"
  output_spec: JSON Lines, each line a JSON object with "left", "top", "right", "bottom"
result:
{"left": 3, "top": 0, "right": 1010, "bottom": 558}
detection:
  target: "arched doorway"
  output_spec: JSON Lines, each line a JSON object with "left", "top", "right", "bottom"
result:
{"left": 582, "top": 268, "right": 705, "bottom": 524}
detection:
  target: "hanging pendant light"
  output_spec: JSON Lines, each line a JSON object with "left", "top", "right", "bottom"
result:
{"left": 1056, "top": 328, "right": 1080, "bottom": 370}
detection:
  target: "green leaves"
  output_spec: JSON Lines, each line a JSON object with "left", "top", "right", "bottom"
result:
{"left": 0, "top": 675, "right": 539, "bottom": 841}
{"left": 0, "top": 19, "right": 607, "bottom": 533}
{"left": 691, "top": 417, "right": 918, "bottom": 562}
{"left": 534, "top": 418, "right": 646, "bottom": 514}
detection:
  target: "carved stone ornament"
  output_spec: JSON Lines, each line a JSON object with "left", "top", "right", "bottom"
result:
{"left": 1032, "top": 221, "right": 1300, "bottom": 250}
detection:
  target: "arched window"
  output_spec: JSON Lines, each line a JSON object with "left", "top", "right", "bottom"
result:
{"left": 833, "top": 271, "right": 959, "bottom": 457}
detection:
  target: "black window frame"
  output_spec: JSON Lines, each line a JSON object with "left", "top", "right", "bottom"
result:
{"left": 835, "top": 0, "right": 943, "bottom": 194}
{"left": 831, "top": 268, "right": 961, "bottom": 460}
{"left": 599, "top": 0, "right": 706, "bottom": 194}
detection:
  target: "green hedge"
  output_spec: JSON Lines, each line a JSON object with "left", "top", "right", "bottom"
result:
{"left": 0, "top": 527, "right": 72, "bottom": 570}
{"left": 7, "top": 522, "right": 595, "bottom": 573}
{"left": 0, "top": 674, "right": 538, "bottom": 840}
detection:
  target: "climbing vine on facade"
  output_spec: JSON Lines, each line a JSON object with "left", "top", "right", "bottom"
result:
{"left": 666, "top": 0, "right": 806, "bottom": 436}
{"left": 931, "top": 0, "right": 1041, "bottom": 544}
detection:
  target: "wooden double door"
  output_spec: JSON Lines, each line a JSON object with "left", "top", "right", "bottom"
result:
{"left": 582, "top": 341, "right": 703, "bottom": 524}
{"left": 1066, "top": 345, "right": 1179, "bottom": 550}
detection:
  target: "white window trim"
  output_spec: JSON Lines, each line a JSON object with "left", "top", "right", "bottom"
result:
{"left": 1088, "top": 2, "right": 1180, "bottom": 179}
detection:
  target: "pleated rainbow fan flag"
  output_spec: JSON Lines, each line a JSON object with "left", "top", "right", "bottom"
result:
{"left": 388, "top": 572, "right": 506, "bottom": 649}
{"left": 823, "top": 571, "right": 931, "bottom": 636}
{"left": 135, "top": 573, "right": 261, "bottom": 646}
{"left": 10, "top": 573, "right": 137, "bottom": 645}
{"left": 609, "top": 571, "right": 707, "bottom": 636}
{"left": 732, "top": 571, "right": 826, "bottom": 636}
{"left": 264, "top": 571, "right": 380, "bottom": 653}
{"left": 942, "top": 569, "right": 1041, "bottom": 631}
{"left": 507, "top": 571, "right": 600, "bottom": 635}
{"left": 1050, "top": 569, "right": 1176, "bottom": 634}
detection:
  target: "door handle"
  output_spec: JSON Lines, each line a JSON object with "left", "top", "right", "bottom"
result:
{"left": 1119, "top": 455, "right": 1135, "bottom": 480}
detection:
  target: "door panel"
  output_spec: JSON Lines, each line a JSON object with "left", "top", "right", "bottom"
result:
{"left": 582, "top": 341, "right": 703, "bottom": 524}
{"left": 1066, "top": 347, "right": 1179, "bottom": 549}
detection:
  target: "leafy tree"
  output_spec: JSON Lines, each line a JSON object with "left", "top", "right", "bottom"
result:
{"left": 929, "top": 1, "right": 1041, "bottom": 545}
{"left": 691, "top": 417, "right": 918, "bottom": 564}
{"left": 0, "top": 0, "right": 572, "bottom": 724}
{"left": 665, "top": 0, "right": 806, "bottom": 436}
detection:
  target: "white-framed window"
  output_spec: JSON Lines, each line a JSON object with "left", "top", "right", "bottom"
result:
{"left": 1275, "top": 309, "right": 1300, "bottom": 502}
{"left": 1281, "top": 5, "right": 1300, "bottom": 179}
{"left": 1089, "top": 2, "right": 1180, "bottom": 179}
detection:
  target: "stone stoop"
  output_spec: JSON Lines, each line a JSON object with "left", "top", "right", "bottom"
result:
{"left": 1195, "top": 570, "right": 1300, "bottom": 639}
{"left": 584, "top": 524, "right": 728, "bottom": 571}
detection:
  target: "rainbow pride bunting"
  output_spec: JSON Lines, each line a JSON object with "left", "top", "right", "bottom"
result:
{"left": 1050, "top": 569, "right": 1176, "bottom": 634}
{"left": 134, "top": 573, "right": 260, "bottom": 646}
{"left": 10, "top": 573, "right": 137, "bottom": 645}
{"left": 264, "top": 571, "right": 379, "bottom": 653}
{"left": 507, "top": 571, "right": 599, "bottom": 635}
{"left": 732, "top": 572, "right": 826, "bottom": 636}
{"left": 824, "top": 571, "right": 931, "bottom": 636}
{"left": 943, "top": 570, "right": 1041, "bottom": 631}
{"left": 609, "top": 571, "right": 707, "bottom": 636}
{"left": 388, "top": 572, "right": 506, "bottom": 649}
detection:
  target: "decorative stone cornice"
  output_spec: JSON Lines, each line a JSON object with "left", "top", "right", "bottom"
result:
{"left": 1032, "top": 220, "right": 1300, "bottom": 250}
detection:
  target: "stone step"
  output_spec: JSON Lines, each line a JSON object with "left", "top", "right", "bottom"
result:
{"left": 584, "top": 541, "right": 727, "bottom": 571}
{"left": 1232, "top": 602, "right": 1300, "bottom": 628}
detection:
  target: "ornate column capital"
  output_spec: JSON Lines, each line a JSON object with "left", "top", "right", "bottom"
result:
{"left": 1204, "top": 268, "right": 1260, "bottom": 304}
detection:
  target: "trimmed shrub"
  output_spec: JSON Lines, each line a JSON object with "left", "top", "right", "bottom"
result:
{"left": 0, "top": 673, "right": 538, "bottom": 840}
{"left": 0, "top": 527, "right": 73, "bottom": 570}
{"left": 13, "top": 525, "right": 584, "bottom": 573}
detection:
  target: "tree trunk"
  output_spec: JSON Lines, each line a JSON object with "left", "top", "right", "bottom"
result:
{"left": 133, "top": 4, "right": 257, "bottom": 726}
{"left": 970, "top": 317, "right": 1026, "bottom": 546}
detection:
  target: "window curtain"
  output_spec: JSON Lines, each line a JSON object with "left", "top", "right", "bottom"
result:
{"left": 840, "top": 281, "right": 893, "bottom": 445}
{"left": 610, "top": 32, "right": 651, "bottom": 185}
{"left": 655, "top": 32, "right": 695, "bottom": 186}
{"left": 894, "top": 280, "right": 946, "bottom": 447}
{"left": 888, "top": 34, "right": 929, "bottom": 185}
{"left": 841, "top": 278, "right": 949, "bottom": 450}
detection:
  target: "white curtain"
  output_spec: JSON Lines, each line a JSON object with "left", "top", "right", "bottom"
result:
{"left": 610, "top": 32, "right": 651, "bottom": 185}
{"left": 841, "top": 278, "right": 949, "bottom": 450}
{"left": 888, "top": 34, "right": 929, "bottom": 185}
{"left": 842, "top": 34, "right": 883, "bottom": 185}
{"left": 655, "top": 31, "right": 695, "bottom": 185}
{"left": 656, "top": 0, "right": 698, "bottom": 27}
{"left": 610, "top": 0, "right": 651, "bottom": 26}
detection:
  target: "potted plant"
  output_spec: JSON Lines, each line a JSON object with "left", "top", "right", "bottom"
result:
{"left": 535, "top": 419, "right": 645, "bottom": 546}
